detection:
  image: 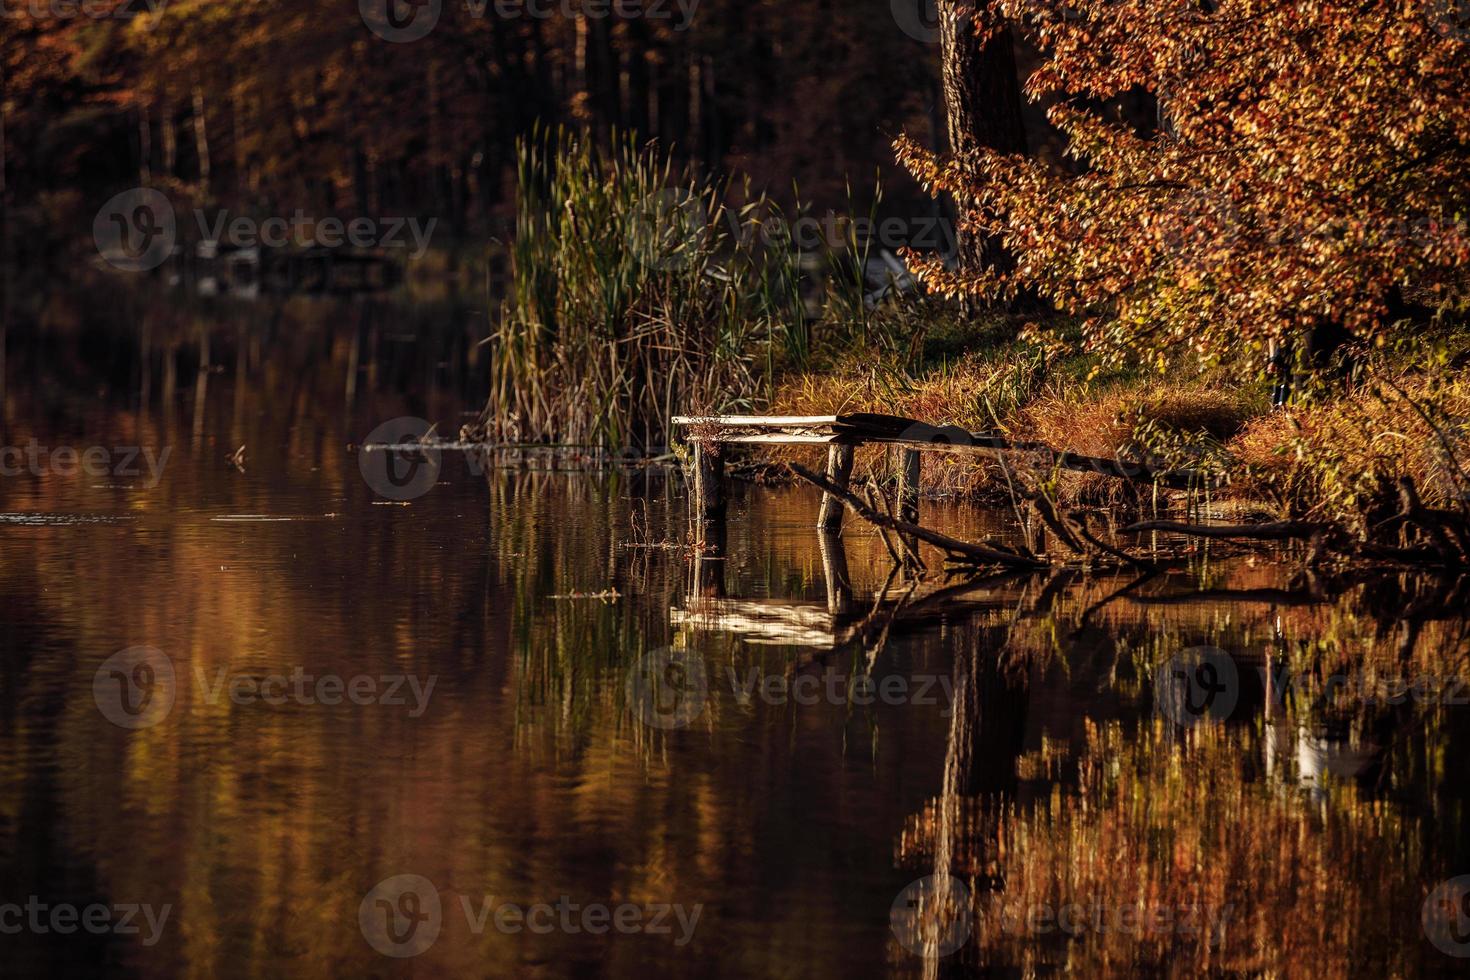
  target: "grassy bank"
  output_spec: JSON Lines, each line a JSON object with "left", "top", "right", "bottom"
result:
{"left": 474, "top": 129, "right": 1470, "bottom": 535}
{"left": 764, "top": 317, "right": 1470, "bottom": 532}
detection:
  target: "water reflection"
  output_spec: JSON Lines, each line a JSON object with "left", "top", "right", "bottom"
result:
{"left": 0, "top": 281, "right": 1466, "bottom": 976}
{"left": 899, "top": 569, "right": 1470, "bottom": 976}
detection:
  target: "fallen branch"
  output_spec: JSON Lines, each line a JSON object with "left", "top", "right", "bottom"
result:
{"left": 1121, "top": 520, "right": 1326, "bottom": 540}
{"left": 1068, "top": 511, "right": 1162, "bottom": 572}
{"left": 788, "top": 464, "right": 1048, "bottom": 569}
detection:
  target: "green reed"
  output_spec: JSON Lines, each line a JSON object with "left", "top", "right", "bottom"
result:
{"left": 480, "top": 126, "right": 815, "bottom": 450}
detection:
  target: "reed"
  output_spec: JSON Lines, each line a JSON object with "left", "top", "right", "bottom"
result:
{"left": 477, "top": 127, "right": 807, "bottom": 451}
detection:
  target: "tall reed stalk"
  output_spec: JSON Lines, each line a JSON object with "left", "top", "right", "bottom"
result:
{"left": 478, "top": 127, "right": 805, "bottom": 450}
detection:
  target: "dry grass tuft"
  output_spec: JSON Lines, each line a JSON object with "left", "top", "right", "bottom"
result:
{"left": 1228, "top": 371, "right": 1470, "bottom": 518}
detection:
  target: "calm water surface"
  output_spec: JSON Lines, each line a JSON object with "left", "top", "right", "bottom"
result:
{"left": 2, "top": 281, "right": 1468, "bottom": 977}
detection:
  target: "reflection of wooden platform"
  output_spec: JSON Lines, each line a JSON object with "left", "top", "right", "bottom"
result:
{"left": 672, "top": 599, "right": 843, "bottom": 647}
{"left": 675, "top": 529, "right": 1028, "bottom": 655}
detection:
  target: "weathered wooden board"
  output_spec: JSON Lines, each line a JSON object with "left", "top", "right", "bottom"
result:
{"left": 671, "top": 413, "right": 1217, "bottom": 489}
{"left": 672, "top": 599, "right": 840, "bottom": 647}
{"left": 672, "top": 413, "right": 922, "bottom": 435}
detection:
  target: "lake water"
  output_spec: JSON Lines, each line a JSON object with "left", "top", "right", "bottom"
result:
{"left": 2, "top": 280, "right": 1468, "bottom": 976}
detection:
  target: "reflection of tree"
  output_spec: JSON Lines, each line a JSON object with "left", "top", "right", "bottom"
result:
{"left": 970, "top": 722, "right": 1433, "bottom": 974}
{"left": 897, "top": 566, "right": 1468, "bottom": 974}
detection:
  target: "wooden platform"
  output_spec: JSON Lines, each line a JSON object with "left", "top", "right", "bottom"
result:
{"left": 671, "top": 412, "right": 1212, "bottom": 531}
{"left": 670, "top": 413, "right": 1012, "bottom": 448}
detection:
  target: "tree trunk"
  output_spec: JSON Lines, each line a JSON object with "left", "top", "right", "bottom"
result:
{"left": 937, "top": 2, "right": 1027, "bottom": 278}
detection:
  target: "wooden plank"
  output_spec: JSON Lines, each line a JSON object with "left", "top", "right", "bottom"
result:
{"left": 671, "top": 412, "right": 925, "bottom": 436}
{"left": 720, "top": 433, "right": 845, "bottom": 444}
{"left": 672, "top": 415, "right": 845, "bottom": 427}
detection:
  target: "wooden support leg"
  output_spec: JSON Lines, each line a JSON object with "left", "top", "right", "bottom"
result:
{"left": 693, "top": 442, "right": 725, "bottom": 524}
{"left": 817, "top": 444, "right": 855, "bottom": 531}
{"left": 818, "top": 529, "right": 852, "bottom": 615}
{"left": 894, "top": 446, "right": 920, "bottom": 525}
{"left": 693, "top": 522, "right": 727, "bottom": 597}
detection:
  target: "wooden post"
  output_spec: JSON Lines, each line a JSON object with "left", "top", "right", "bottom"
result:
{"left": 894, "top": 446, "right": 920, "bottom": 525}
{"left": 818, "top": 530, "right": 852, "bottom": 615}
{"left": 692, "top": 442, "right": 725, "bottom": 523}
{"left": 693, "top": 522, "right": 726, "bottom": 597}
{"left": 816, "top": 444, "right": 855, "bottom": 531}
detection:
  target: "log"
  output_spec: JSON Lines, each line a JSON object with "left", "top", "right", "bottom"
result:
{"left": 1121, "top": 520, "right": 1323, "bottom": 540}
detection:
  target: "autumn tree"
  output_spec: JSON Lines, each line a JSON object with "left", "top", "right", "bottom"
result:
{"left": 898, "top": 0, "right": 1470, "bottom": 368}
{"left": 934, "top": 0, "right": 1027, "bottom": 278}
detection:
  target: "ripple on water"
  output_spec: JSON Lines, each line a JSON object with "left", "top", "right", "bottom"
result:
{"left": 0, "top": 513, "right": 135, "bottom": 525}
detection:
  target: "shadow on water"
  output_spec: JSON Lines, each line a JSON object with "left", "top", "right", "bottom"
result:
{"left": 0, "top": 278, "right": 1467, "bottom": 976}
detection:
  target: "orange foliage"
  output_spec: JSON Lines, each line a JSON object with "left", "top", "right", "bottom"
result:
{"left": 898, "top": 0, "right": 1470, "bottom": 364}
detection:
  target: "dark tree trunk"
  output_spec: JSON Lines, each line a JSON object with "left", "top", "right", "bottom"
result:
{"left": 937, "top": 2, "right": 1027, "bottom": 278}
